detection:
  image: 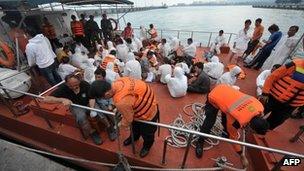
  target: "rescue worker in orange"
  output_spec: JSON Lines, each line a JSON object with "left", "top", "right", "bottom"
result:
{"left": 148, "top": 24, "right": 158, "bottom": 40}
{"left": 122, "top": 22, "right": 133, "bottom": 39}
{"left": 261, "top": 59, "right": 304, "bottom": 130}
{"left": 89, "top": 77, "right": 159, "bottom": 158}
{"left": 70, "top": 15, "right": 85, "bottom": 45}
{"left": 195, "top": 84, "right": 269, "bottom": 158}
{"left": 42, "top": 17, "right": 58, "bottom": 50}
{"left": 100, "top": 50, "right": 121, "bottom": 73}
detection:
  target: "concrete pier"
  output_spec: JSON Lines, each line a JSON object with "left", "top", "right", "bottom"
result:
{"left": 253, "top": 4, "right": 304, "bottom": 10}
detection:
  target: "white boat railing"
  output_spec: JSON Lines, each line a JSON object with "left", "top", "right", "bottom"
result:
{"left": 133, "top": 28, "right": 237, "bottom": 47}
{"left": 0, "top": 84, "right": 303, "bottom": 161}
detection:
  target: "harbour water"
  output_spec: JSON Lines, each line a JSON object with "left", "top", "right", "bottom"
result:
{"left": 98, "top": 5, "right": 304, "bottom": 45}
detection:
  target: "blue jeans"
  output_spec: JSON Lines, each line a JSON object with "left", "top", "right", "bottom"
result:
{"left": 39, "top": 62, "right": 62, "bottom": 86}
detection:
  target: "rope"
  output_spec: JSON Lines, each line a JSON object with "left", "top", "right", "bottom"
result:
{"left": 165, "top": 103, "right": 224, "bottom": 150}
{"left": 0, "top": 138, "right": 224, "bottom": 171}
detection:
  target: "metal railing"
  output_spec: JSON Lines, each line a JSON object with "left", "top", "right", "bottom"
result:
{"left": 0, "top": 85, "right": 303, "bottom": 161}
{"left": 133, "top": 28, "right": 237, "bottom": 48}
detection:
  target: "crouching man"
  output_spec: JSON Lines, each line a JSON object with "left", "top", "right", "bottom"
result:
{"left": 44, "top": 74, "right": 102, "bottom": 145}
{"left": 89, "top": 77, "right": 159, "bottom": 158}
{"left": 195, "top": 84, "right": 269, "bottom": 159}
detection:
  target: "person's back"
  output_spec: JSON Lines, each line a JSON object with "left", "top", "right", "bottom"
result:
{"left": 165, "top": 67, "right": 187, "bottom": 98}
{"left": 116, "top": 43, "right": 129, "bottom": 63}
{"left": 26, "top": 34, "right": 55, "bottom": 69}
{"left": 123, "top": 53, "right": 142, "bottom": 80}
{"left": 158, "top": 64, "right": 172, "bottom": 84}
{"left": 203, "top": 56, "right": 224, "bottom": 82}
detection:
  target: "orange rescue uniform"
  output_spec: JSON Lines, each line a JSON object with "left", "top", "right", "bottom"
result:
{"left": 112, "top": 77, "right": 158, "bottom": 126}
{"left": 100, "top": 55, "right": 119, "bottom": 73}
{"left": 71, "top": 21, "right": 85, "bottom": 36}
{"left": 263, "top": 59, "right": 304, "bottom": 107}
{"left": 208, "top": 84, "right": 264, "bottom": 152}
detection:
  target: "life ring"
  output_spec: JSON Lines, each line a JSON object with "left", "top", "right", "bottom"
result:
{"left": 0, "top": 42, "right": 15, "bottom": 68}
{"left": 108, "top": 18, "right": 118, "bottom": 31}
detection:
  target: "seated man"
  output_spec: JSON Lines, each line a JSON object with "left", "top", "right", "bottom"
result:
{"left": 157, "top": 38, "right": 171, "bottom": 59}
{"left": 203, "top": 56, "right": 224, "bottom": 84}
{"left": 44, "top": 74, "right": 102, "bottom": 145}
{"left": 165, "top": 67, "right": 188, "bottom": 98}
{"left": 156, "top": 58, "right": 172, "bottom": 84}
{"left": 187, "top": 62, "right": 210, "bottom": 94}
{"left": 195, "top": 84, "right": 269, "bottom": 163}
{"left": 210, "top": 30, "right": 226, "bottom": 55}
{"left": 181, "top": 38, "right": 196, "bottom": 66}
{"left": 256, "top": 64, "right": 281, "bottom": 96}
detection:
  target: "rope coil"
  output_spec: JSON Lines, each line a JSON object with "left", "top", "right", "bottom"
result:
{"left": 166, "top": 103, "right": 224, "bottom": 150}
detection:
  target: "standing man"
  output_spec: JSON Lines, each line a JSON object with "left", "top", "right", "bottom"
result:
{"left": 85, "top": 15, "right": 100, "bottom": 48}
{"left": 44, "top": 74, "right": 102, "bottom": 145}
{"left": 25, "top": 29, "right": 62, "bottom": 86}
{"left": 79, "top": 13, "right": 87, "bottom": 26}
{"left": 70, "top": 15, "right": 85, "bottom": 45}
{"left": 242, "top": 18, "right": 264, "bottom": 59}
{"left": 261, "top": 59, "right": 304, "bottom": 130}
{"left": 41, "top": 17, "right": 58, "bottom": 50}
{"left": 196, "top": 84, "right": 269, "bottom": 159}
{"left": 148, "top": 24, "right": 158, "bottom": 41}
{"left": 89, "top": 77, "right": 159, "bottom": 158}
{"left": 100, "top": 14, "right": 113, "bottom": 41}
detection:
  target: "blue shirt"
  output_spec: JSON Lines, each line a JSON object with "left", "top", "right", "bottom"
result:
{"left": 264, "top": 31, "right": 282, "bottom": 51}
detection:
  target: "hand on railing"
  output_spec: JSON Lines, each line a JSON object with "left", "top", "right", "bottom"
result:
{"left": 62, "top": 99, "right": 72, "bottom": 106}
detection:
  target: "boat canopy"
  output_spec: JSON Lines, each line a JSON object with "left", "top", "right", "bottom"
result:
{"left": 0, "top": 0, "right": 133, "bottom": 8}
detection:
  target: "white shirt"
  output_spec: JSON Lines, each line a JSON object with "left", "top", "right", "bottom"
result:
{"left": 58, "top": 63, "right": 77, "bottom": 79}
{"left": 25, "top": 34, "right": 55, "bottom": 68}
{"left": 75, "top": 43, "right": 89, "bottom": 54}
{"left": 203, "top": 56, "right": 224, "bottom": 80}
{"left": 165, "top": 67, "right": 187, "bottom": 98}
{"left": 133, "top": 37, "right": 143, "bottom": 50}
{"left": 175, "top": 62, "right": 190, "bottom": 74}
{"left": 183, "top": 43, "right": 196, "bottom": 58}
{"left": 256, "top": 70, "right": 271, "bottom": 96}
{"left": 234, "top": 29, "right": 250, "bottom": 51}
{"left": 116, "top": 44, "right": 129, "bottom": 63}
{"left": 158, "top": 43, "right": 171, "bottom": 58}
{"left": 123, "top": 53, "right": 142, "bottom": 79}
{"left": 214, "top": 35, "right": 226, "bottom": 46}
{"left": 157, "top": 64, "right": 172, "bottom": 84}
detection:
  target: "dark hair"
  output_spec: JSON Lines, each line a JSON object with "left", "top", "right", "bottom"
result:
{"left": 163, "top": 57, "right": 171, "bottom": 65}
{"left": 80, "top": 14, "right": 85, "bottom": 18}
{"left": 219, "top": 30, "right": 224, "bottom": 34}
{"left": 125, "top": 38, "right": 132, "bottom": 44}
{"left": 161, "top": 38, "right": 167, "bottom": 43}
{"left": 102, "top": 13, "right": 107, "bottom": 17}
{"left": 245, "top": 19, "right": 252, "bottom": 25}
{"left": 71, "top": 15, "right": 76, "bottom": 20}
{"left": 290, "top": 25, "right": 299, "bottom": 32}
{"left": 147, "top": 50, "right": 154, "bottom": 56}
{"left": 89, "top": 15, "right": 94, "bottom": 20}
{"left": 249, "top": 116, "right": 269, "bottom": 135}
{"left": 94, "top": 67, "right": 106, "bottom": 77}
{"left": 63, "top": 45, "right": 69, "bottom": 51}
{"left": 61, "top": 57, "right": 70, "bottom": 64}
{"left": 149, "top": 24, "right": 153, "bottom": 28}
{"left": 127, "top": 22, "right": 131, "bottom": 26}
{"left": 27, "top": 28, "right": 40, "bottom": 37}
{"left": 256, "top": 18, "right": 262, "bottom": 23}
{"left": 272, "top": 64, "right": 281, "bottom": 69}
{"left": 65, "top": 73, "right": 81, "bottom": 82}
{"left": 43, "top": 17, "right": 48, "bottom": 22}
{"left": 193, "top": 62, "right": 204, "bottom": 70}
{"left": 89, "top": 80, "right": 112, "bottom": 98}
{"left": 187, "top": 38, "right": 193, "bottom": 43}
{"left": 116, "top": 38, "right": 124, "bottom": 45}
{"left": 268, "top": 24, "right": 279, "bottom": 32}
{"left": 109, "top": 50, "right": 116, "bottom": 55}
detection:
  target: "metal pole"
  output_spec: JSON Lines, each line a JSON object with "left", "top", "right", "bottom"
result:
{"left": 191, "top": 31, "right": 193, "bottom": 39}
{"left": 0, "top": 85, "right": 304, "bottom": 159}
{"left": 228, "top": 33, "right": 233, "bottom": 45}
{"left": 15, "top": 37, "right": 20, "bottom": 71}
{"left": 161, "top": 139, "right": 168, "bottom": 165}
{"left": 207, "top": 33, "right": 213, "bottom": 47}
{"left": 160, "top": 30, "right": 163, "bottom": 39}
{"left": 0, "top": 68, "right": 31, "bottom": 82}
{"left": 177, "top": 31, "right": 180, "bottom": 39}
{"left": 39, "top": 81, "right": 65, "bottom": 96}
{"left": 181, "top": 133, "right": 193, "bottom": 169}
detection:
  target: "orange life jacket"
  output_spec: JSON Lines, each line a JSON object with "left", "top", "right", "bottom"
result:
{"left": 208, "top": 84, "right": 263, "bottom": 127}
{"left": 112, "top": 77, "right": 158, "bottom": 121}
{"left": 42, "top": 24, "right": 56, "bottom": 39}
{"left": 100, "top": 55, "right": 119, "bottom": 73}
{"left": 0, "top": 41, "right": 15, "bottom": 68}
{"left": 149, "top": 28, "right": 158, "bottom": 39}
{"left": 123, "top": 27, "right": 133, "bottom": 39}
{"left": 71, "top": 21, "right": 84, "bottom": 36}
{"left": 264, "top": 59, "right": 304, "bottom": 107}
